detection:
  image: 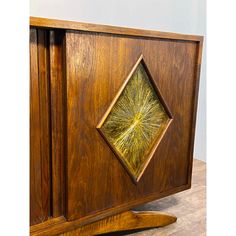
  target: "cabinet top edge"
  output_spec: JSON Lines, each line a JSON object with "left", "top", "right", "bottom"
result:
{"left": 30, "top": 17, "right": 203, "bottom": 42}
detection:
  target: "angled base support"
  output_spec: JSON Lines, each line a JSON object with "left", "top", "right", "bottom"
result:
{"left": 62, "top": 210, "right": 177, "bottom": 235}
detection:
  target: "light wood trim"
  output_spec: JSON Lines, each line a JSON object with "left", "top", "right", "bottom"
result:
{"left": 30, "top": 216, "right": 66, "bottom": 234}
{"left": 30, "top": 17, "right": 203, "bottom": 42}
{"left": 61, "top": 210, "right": 177, "bottom": 235}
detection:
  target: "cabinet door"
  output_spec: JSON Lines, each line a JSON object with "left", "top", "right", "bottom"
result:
{"left": 65, "top": 30, "right": 202, "bottom": 221}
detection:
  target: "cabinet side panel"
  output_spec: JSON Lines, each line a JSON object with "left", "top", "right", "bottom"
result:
{"left": 187, "top": 40, "right": 204, "bottom": 185}
{"left": 30, "top": 28, "right": 51, "bottom": 225}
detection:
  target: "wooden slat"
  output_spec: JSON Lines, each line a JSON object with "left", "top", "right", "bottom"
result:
{"left": 30, "top": 28, "right": 52, "bottom": 225}
{"left": 30, "top": 28, "right": 45, "bottom": 225}
{"left": 49, "top": 29, "right": 66, "bottom": 217}
{"left": 37, "top": 29, "right": 51, "bottom": 218}
{"left": 30, "top": 17, "right": 203, "bottom": 42}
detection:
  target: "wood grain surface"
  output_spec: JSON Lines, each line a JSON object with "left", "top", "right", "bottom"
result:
{"left": 30, "top": 159, "right": 205, "bottom": 236}
{"left": 49, "top": 29, "right": 66, "bottom": 218}
{"left": 97, "top": 55, "right": 173, "bottom": 183}
{"left": 30, "top": 17, "right": 202, "bottom": 42}
{"left": 65, "top": 30, "right": 202, "bottom": 221}
{"left": 30, "top": 17, "right": 203, "bottom": 234}
{"left": 61, "top": 211, "right": 177, "bottom": 236}
{"left": 30, "top": 28, "right": 51, "bottom": 225}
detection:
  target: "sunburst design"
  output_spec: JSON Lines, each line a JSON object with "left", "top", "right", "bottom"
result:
{"left": 97, "top": 56, "right": 172, "bottom": 182}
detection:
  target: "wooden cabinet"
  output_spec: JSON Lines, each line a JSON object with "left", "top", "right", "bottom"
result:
{"left": 30, "top": 17, "right": 203, "bottom": 235}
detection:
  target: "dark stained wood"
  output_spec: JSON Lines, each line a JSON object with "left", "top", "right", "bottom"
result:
{"left": 37, "top": 29, "right": 51, "bottom": 219}
{"left": 30, "top": 28, "right": 51, "bottom": 225}
{"left": 30, "top": 185, "right": 186, "bottom": 236}
{"left": 96, "top": 55, "right": 173, "bottom": 183}
{"left": 30, "top": 28, "right": 43, "bottom": 225}
{"left": 65, "top": 30, "right": 202, "bottom": 221}
{"left": 30, "top": 17, "right": 202, "bottom": 42}
{"left": 30, "top": 17, "right": 203, "bottom": 235}
{"left": 49, "top": 29, "right": 66, "bottom": 217}
{"left": 30, "top": 159, "right": 205, "bottom": 236}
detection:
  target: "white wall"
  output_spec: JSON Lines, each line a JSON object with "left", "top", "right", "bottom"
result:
{"left": 30, "top": 0, "right": 206, "bottom": 162}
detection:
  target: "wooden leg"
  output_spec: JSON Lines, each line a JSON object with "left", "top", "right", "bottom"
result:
{"left": 62, "top": 211, "right": 177, "bottom": 235}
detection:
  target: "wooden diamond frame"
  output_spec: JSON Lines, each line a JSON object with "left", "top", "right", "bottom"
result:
{"left": 97, "top": 55, "right": 173, "bottom": 183}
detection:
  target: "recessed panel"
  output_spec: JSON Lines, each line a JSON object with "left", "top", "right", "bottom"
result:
{"left": 98, "top": 57, "right": 172, "bottom": 181}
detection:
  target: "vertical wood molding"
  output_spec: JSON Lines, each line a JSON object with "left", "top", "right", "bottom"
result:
{"left": 49, "top": 29, "right": 66, "bottom": 217}
{"left": 30, "top": 28, "right": 52, "bottom": 225}
{"left": 37, "top": 29, "right": 51, "bottom": 219}
{"left": 30, "top": 28, "right": 44, "bottom": 225}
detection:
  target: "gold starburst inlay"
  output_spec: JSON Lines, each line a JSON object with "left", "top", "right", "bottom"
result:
{"left": 97, "top": 56, "right": 172, "bottom": 182}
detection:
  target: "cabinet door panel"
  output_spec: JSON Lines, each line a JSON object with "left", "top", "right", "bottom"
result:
{"left": 65, "top": 30, "right": 201, "bottom": 221}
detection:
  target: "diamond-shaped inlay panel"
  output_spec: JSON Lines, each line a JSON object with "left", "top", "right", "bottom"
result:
{"left": 97, "top": 55, "right": 172, "bottom": 182}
